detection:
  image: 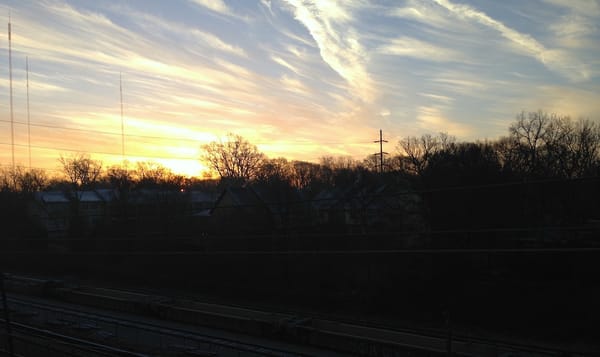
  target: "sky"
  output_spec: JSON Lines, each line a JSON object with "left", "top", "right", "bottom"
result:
{"left": 0, "top": 0, "right": 598, "bottom": 177}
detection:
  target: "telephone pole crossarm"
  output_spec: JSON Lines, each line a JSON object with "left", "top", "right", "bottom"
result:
{"left": 373, "top": 129, "right": 388, "bottom": 173}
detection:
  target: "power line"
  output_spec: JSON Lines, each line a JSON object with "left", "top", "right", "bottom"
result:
{"left": 2, "top": 225, "right": 596, "bottom": 243}
{"left": 0, "top": 119, "right": 199, "bottom": 142}
{"left": 0, "top": 141, "right": 199, "bottom": 161}
{"left": 3, "top": 248, "right": 600, "bottom": 257}
{"left": 1, "top": 138, "right": 597, "bottom": 192}
{"left": 0, "top": 119, "right": 374, "bottom": 147}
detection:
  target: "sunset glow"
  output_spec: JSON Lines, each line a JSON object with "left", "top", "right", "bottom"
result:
{"left": 0, "top": 0, "right": 598, "bottom": 177}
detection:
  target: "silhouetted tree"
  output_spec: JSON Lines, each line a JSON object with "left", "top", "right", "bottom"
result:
{"left": 494, "top": 136, "right": 527, "bottom": 176}
{"left": 286, "top": 161, "right": 323, "bottom": 192}
{"left": 544, "top": 118, "right": 600, "bottom": 178}
{"left": 362, "top": 154, "right": 380, "bottom": 172}
{"left": 396, "top": 133, "right": 454, "bottom": 177}
{"left": 256, "top": 157, "right": 292, "bottom": 184}
{"left": 504, "top": 111, "right": 600, "bottom": 178}
{"left": 13, "top": 166, "right": 48, "bottom": 194}
{"left": 0, "top": 166, "right": 48, "bottom": 194}
{"left": 57, "top": 153, "right": 103, "bottom": 238}
{"left": 425, "top": 141, "right": 503, "bottom": 187}
{"left": 106, "top": 164, "right": 134, "bottom": 192}
{"left": 319, "top": 156, "right": 361, "bottom": 187}
{"left": 132, "top": 161, "right": 184, "bottom": 189}
{"left": 58, "top": 153, "right": 102, "bottom": 190}
{"left": 201, "top": 134, "right": 265, "bottom": 184}
{"left": 508, "top": 110, "right": 556, "bottom": 177}
{"left": 134, "top": 161, "right": 169, "bottom": 186}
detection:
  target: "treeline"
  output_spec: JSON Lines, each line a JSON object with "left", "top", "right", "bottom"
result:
{"left": 396, "top": 111, "right": 600, "bottom": 185}
{"left": 0, "top": 158, "right": 211, "bottom": 194}
{"left": 0, "top": 110, "right": 599, "bottom": 240}
{"left": 202, "top": 111, "right": 600, "bottom": 190}
{"left": 199, "top": 110, "right": 600, "bottom": 239}
{"left": 2, "top": 110, "right": 599, "bottom": 194}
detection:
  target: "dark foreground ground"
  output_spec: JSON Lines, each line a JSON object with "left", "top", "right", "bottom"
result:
{"left": 3, "top": 246, "right": 599, "bottom": 355}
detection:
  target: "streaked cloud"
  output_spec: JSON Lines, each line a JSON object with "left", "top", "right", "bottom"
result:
{"left": 282, "top": 0, "right": 375, "bottom": 102}
{"left": 419, "top": 93, "right": 454, "bottom": 104}
{"left": 190, "top": 0, "right": 231, "bottom": 15}
{"left": 378, "top": 36, "right": 465, "bottom": 62}
{"left": 416, "top": 106, "right": 472, "bottom": 137}
{"left": 431, "top": 0, "right": 590, "bottom": 81}
{"left": 271, "top": 56, "right": 301, "bottom": 75}
{"left": 0, "top": 0, "right": 597, "bottom": 176}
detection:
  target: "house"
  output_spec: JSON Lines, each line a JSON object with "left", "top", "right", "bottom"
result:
{"left": 74, "top": 190, "right": 110, "bottom": 228}
{"left": 30, "top": 189, "right": 118, "bottom": 238}
{"left": 310, "top": 187, "right": 347, "bottom": 228}
{"left": 251, "top": 184, "right": 309, "bottom": 232}
{"left": 210, "top": 185, "right": 310, "bottom": 235}
{"left": 210, "top": 187, "right": 272, "bottom": 234}
{"left": 31, "top": 191, "right": 70, "bottom": 238}
{"left": 310, "top": 182, "right": 424, "bottom": 236}
{"left": 188, "top": 190, "right": 217, "bottom": 217}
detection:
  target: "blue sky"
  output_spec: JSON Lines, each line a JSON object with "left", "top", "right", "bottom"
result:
{"left": 0, "top": 0, "right": 598, "bottom": 176}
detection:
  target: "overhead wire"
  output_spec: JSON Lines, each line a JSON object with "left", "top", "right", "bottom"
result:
{"left": 0, "top": 119, "right": 371, "bottom": 146}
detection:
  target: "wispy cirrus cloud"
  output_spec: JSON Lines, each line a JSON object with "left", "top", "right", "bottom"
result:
{"left": 124, "top": 9, "right": 248, "bottom": 58}
{"left": 280, "top": 74, "right": 310, "bottom": 95}
{"left": 419, "top": 92, "right": 455, "bottom": 104}
{"left": 282, "top": 0, "right": 375, "bottom": 102}
{"left": 271, "top": 55, "right": 301, "bottom": 75}
{"left": 542, "top": 0, "right": 600, "bottom": 49}
{"left": 189, "top": 0, "right": 231, "bottom": 15}
{"left": 416, "top": 106, "right": 472, "bottom": 137}
{"left": 378, "top": 36, "right": 466, "bottom": 62}
{"left": 1, "top": 0, "right": 598, "bottom": 175}
{"left": 431, "top": 0, "right": 590, "bottom": 81}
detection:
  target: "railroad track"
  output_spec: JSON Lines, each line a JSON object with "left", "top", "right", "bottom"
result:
{"left": 3, "top": 273, "right": 595, "bottom": 356}
{"left": 3, "top": 320, "right": 147, "bottom": 357}
{"left": 2, "top": 295, "right": 323, "bottom": 356}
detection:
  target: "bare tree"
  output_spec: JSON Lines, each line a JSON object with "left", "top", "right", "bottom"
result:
{"left": 573, "top": 119, "right": 600, "bottom": 176}
{"left": 362, "top": 154, "right": 381, "bottom": 172}
{"left": 131, "top": 161, "right": 185, "bottom": 188}
{"left": 201, "top": 134, "right": 265, "bottom": 183}
{"left": 13, "top": 166, "right": 48, "bottom": 193}
{"left": 506, "top": 111, "right": 599, "bottom": 178}
{"left": 320, "top": 156, "right": 357, "bottom": 171}
{"left": 58, "top": 153, "right": 102, "bottom": 190}
{"left": 544, "top": 118, "right": 600, "bottom": 178}
{"left": 57, "top": 153, "right": 102, "bottom": 239}
{"left": 106, "top": 164, "right": 133, "bottom": 191}
{"left": 134, "top": 161, "right": 168, "bottom": 185}
{"left": 397, "top": 134, "right": 441, "bottom": 176}
{"left": 290, "top": 160, "right": 321, "bottom": 189}
{"left": 508, "top": 110, "right": 556, "bottom": 175}
{"left": 256, "top": 157, "right": 292, "bottom": 184}
{"left": 0, "top": 166, "right": 15, "bottom": 191}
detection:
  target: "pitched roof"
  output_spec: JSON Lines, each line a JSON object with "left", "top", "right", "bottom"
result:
{"left": 76, "top": 191, "right": 103, "bottom": 202}
{"left": 35, "top": 191, "right": 69, "bottom": 203}
{"left": 95, "top": 188, "right": 119, "bottom": 202}
{"left": 189, "top": 190, "right": 216, "bottom": 203}
{"left": 225, "top": 187, "right": 263, "bottom": 207}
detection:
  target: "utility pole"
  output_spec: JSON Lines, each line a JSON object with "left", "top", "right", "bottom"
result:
{"left": 120, "top": 72, "right": 125, "bottom": 162}
{"left": 26, "top": 56, "right": 31, "bottom": 169}
{"left": 9, "top": 15, "right": 15, "bottom": 171}
{"left": 373, "top": 129, "right": 388, "bottom": 173}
